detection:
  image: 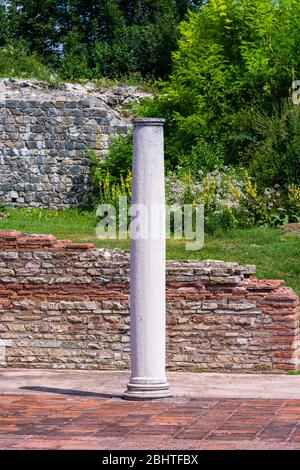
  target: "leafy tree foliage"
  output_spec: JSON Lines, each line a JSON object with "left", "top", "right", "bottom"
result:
{"left": 1, "top": 0, "right": 299, "bottom": 191}
{"left": 141, "top": 0, "right": 300, "bottom": 186}
{"left": 0, "top": 40, "right": 53, "bottom": 81}
{"left": 0, "top": 0, "right": 203, "bottom": 79}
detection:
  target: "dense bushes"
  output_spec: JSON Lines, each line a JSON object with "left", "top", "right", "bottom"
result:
{"left": 135, "top": 0, "right": 300, "bottom": 189}
{"left": 0, "top": 42, "right": 55, "bottom": 82}
{"left": 247, "top": 103, "right": 300, "bottom": 189}
{"left": 165, "top": 168, "right": 300, "bottom": 229}
{"left": 90, "top": 147, "right": 300, "bottom": 232}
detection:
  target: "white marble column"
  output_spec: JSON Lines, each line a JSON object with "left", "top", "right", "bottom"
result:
{"left": 123, "top": 118, "right": 172, "bottom": 400}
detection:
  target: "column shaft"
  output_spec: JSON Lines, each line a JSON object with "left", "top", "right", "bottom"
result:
{"left": 123, "top": 118, "right": 172, "bottom": 400}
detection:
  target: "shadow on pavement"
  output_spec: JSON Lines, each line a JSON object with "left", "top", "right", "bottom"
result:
{"left": 19, "top": 386, "right": 121, "bottom": 399}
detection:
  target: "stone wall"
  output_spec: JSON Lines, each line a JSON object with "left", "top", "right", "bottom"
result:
{"left": 0, "top": 230, "right": 299, "bottom": 373}
{"left": 0, "top": 79, "right": 150, "bottom": 208}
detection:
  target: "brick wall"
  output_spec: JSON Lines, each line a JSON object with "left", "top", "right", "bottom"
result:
{"left": 0, "top": 230, "right": 299, "bottom": 373}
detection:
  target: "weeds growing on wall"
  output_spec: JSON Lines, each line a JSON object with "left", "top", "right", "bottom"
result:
{"left": 0, "top": 41, "right": 57, "bottom": 83}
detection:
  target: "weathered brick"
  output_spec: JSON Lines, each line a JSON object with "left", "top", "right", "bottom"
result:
{"left": 0, "top": 231, "right": 299, "bottom": 373}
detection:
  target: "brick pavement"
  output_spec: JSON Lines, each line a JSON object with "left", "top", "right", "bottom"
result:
{"left": 0, "top": 393, "right": 300, "bottom": 450}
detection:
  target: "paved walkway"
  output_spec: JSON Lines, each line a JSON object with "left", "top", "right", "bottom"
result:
{"left": 1, "top": 369, "right": 300, "bottom": 399}
{"left": 0, "top": 370, "right": 299, "bottom": 450}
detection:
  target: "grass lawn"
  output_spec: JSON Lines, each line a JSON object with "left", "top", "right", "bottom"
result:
{"left": 0, "top": 207, "right": 299, "bottom": 295}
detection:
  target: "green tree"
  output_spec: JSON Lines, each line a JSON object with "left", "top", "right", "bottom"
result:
{"left": 60, "top": 27, "right": 92, "bottom": 80}
{"left": 8, "top": 0, "right": 70, "bottom": 63}
{"left": 0, "top": 2, "right": 10, "bottom": 47}
{"left": 143, "top": 0, "right": 300, "bottom": 183}
{"left": 1, "top": 0, "right": 203, "bottom": 79}
{"left": 0, "top": 41, "right": 54, "bottom": 81}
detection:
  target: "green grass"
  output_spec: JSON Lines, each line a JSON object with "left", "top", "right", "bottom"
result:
{"left": 0, "top": 207, "right": 299, "bottom": 295}
{"left": 193, "top": 368, "right": 204, "bottom": 374}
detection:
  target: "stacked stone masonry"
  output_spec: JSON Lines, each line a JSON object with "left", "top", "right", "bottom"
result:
{"left": 0, "top": 230, "right": 299, "bottom": 373}
{"left": 0, "top": 79, "right": 151, "bottom": 208}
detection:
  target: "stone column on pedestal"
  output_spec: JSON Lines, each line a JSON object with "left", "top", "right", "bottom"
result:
{"left": 123, "top": 118, "right": 172, "bottom": 400}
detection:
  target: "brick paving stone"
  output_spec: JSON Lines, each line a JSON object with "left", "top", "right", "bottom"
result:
{"left": 9, "top": 439, "right": 64, "bottom": 450}
{"left": 197, "top": 440, "right": 300, "bottom": 450}
{"left": 0, "top": 437, "right": 27, "bottom": 449}
{"left": 160, "top": 439, "right": 202, "bottom": 450}
{"left": 177, "top": 429, "right": 213, "bottom": 440}
{"left": 110, "top": 436, "right": 171, "bottom": 450}
{"left": 207, "top": 430, "right": 258, "bottom": 441}
{"left": 290, "top": 425, "right": 300, "bottom": 442}
{"left": 128, "top": 425, "right": 182, "bottom": 437}
{"left": 0, "top": 394, "right": 300, "bottom": 450}
{"left": 258, "top": 423, "right": 297, "bottom": 441}
{"left": 58, "top": 438, "right": 122, "bottom": 450}
{"left": 197, "top": 441, "right": 240, "bottom": 450}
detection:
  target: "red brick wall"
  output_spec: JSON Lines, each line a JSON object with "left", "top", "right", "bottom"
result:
{"left": 0, "top": 231, "right": 299, "bottom": 373}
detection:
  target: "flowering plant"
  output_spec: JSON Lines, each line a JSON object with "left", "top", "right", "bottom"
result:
{"left": 166, "top": 167, "right": 299, "bottom": 231}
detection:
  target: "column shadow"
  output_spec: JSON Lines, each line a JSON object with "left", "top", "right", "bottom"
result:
{"left": 19, "top": 386, "right": 122, "bottom": 399}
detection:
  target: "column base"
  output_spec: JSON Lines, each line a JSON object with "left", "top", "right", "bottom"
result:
{"left": 123, "top": 381, "right": 172, "bottom": 401}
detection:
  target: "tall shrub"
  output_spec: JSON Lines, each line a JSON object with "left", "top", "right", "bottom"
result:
{"left": 140, "top": 0, "right": 300, "bottom": 184}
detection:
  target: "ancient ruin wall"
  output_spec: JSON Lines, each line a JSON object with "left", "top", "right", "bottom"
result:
{"left": 0, "top": 80, "right": 149, "bottom": 209}
{"left": 0, "top": 231, "right": 299, "bottom": 373}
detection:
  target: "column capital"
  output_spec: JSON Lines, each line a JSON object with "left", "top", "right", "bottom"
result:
{"left": 133, "top": 118, "right": 165, "bottom": 127}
